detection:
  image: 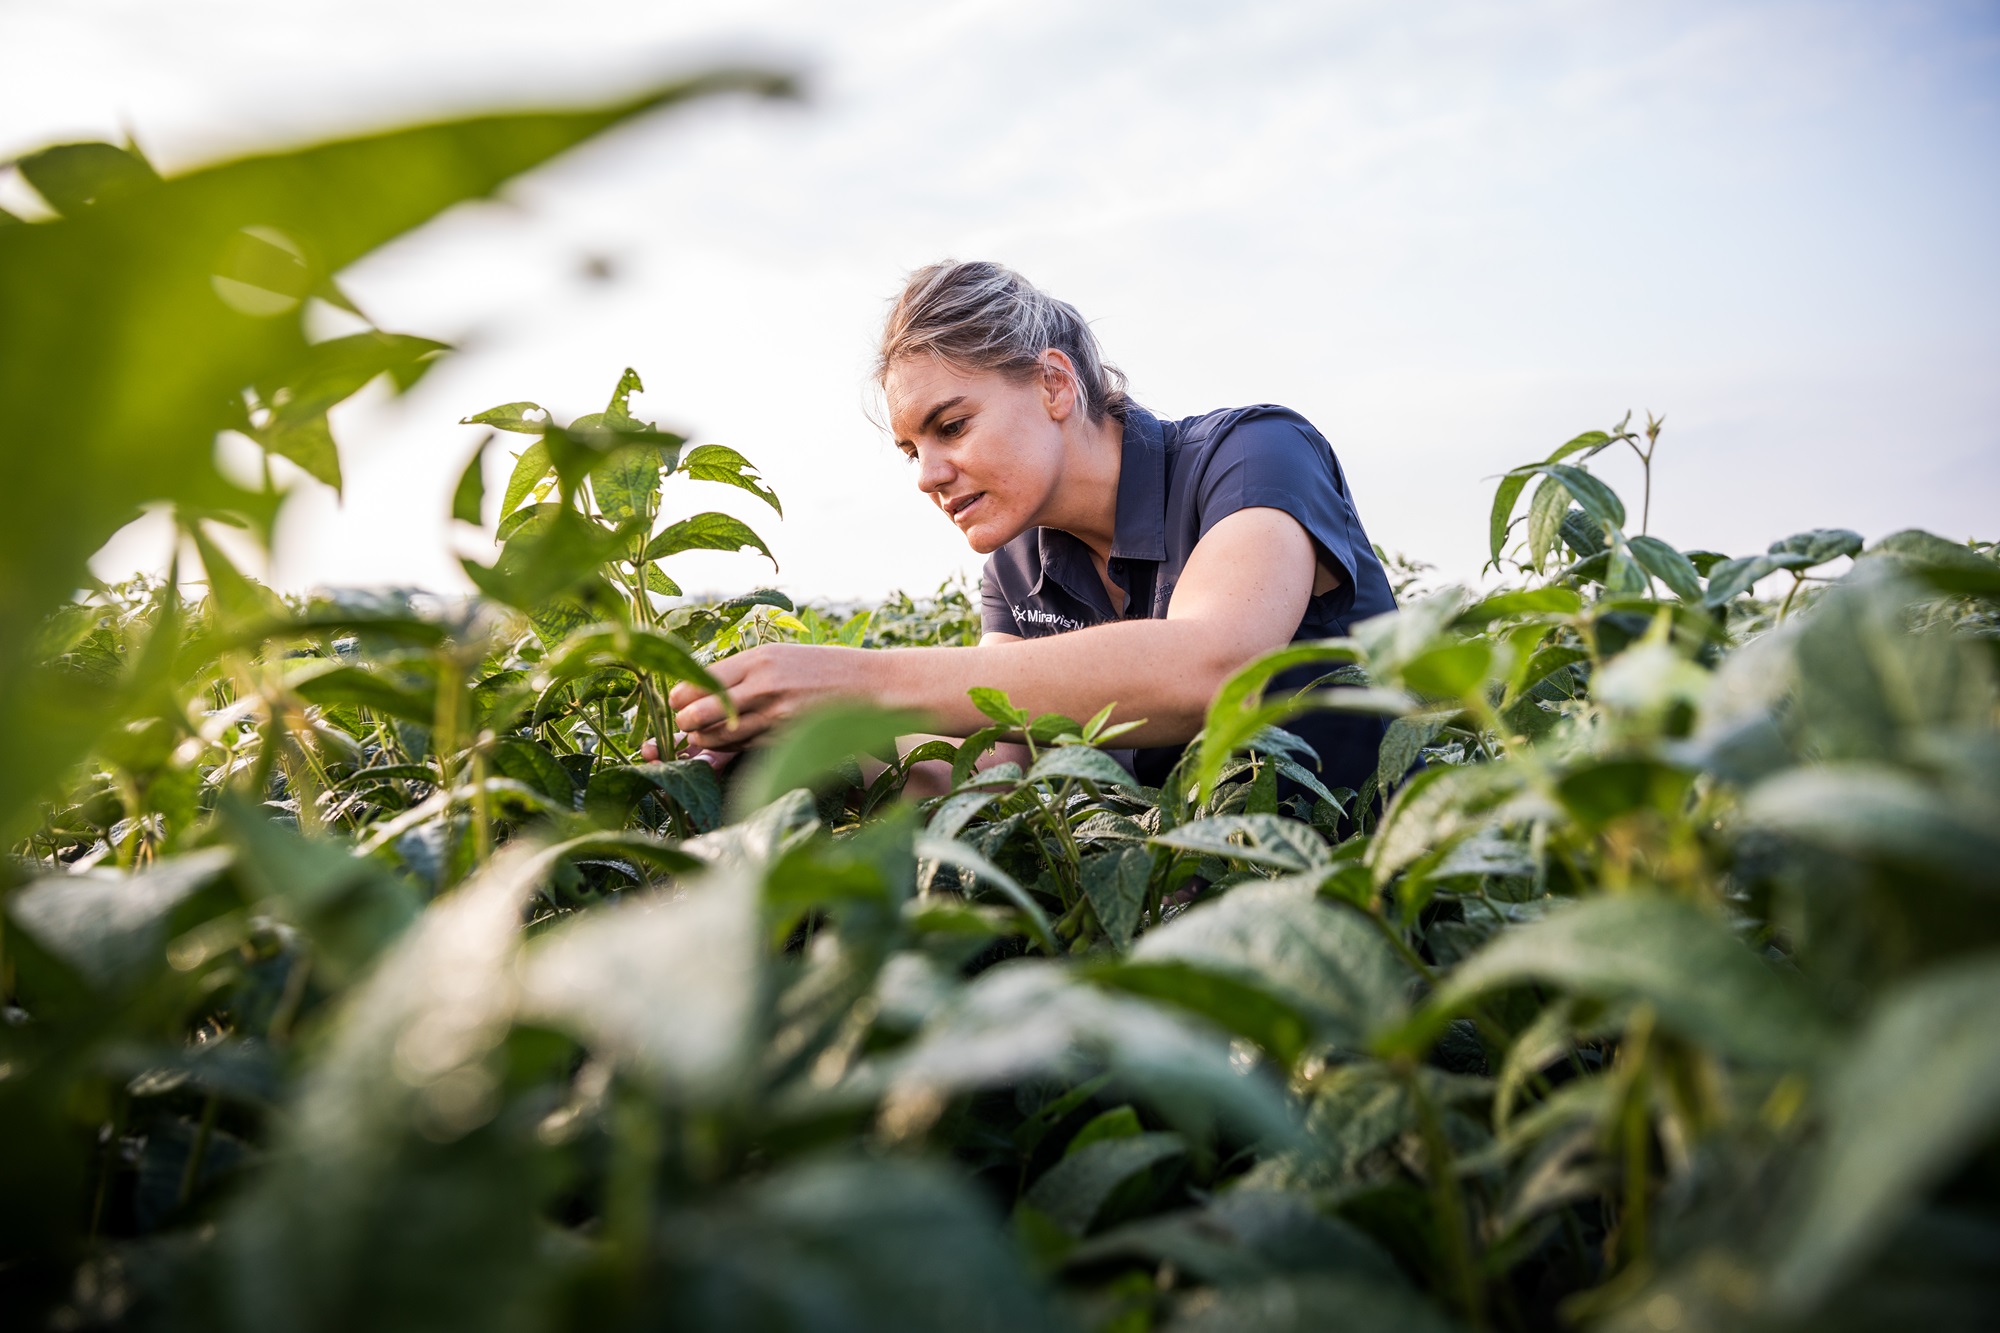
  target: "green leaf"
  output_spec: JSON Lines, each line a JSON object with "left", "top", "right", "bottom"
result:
{"left": 927, "top": 788, "right": 1002, "bottom": 842}
{"left": 16, "top": 141, "right": 161, "bottom": 215}
{"left": 0, "top": 72, "right": 790, "bottom": 840}
{"left": 642, "top": 511, "right": 774, "bottom": 567}
{"left": 1163, "top": 1275, "right": 1459, "bottom": 1333}
{"left": 1701, "top": 553, "right": 1802, "bottom": 605}
{"left": 1740, "top": 765, "right": 2000, "bottom": 890}
{"left": 498, "top": 438, "right": 553, "bottom": 518}
{"left": 542, "top": 829, "right": 703, "bottom": 877}
{"left": 1526, "top": 475, "right": 1570, "bottom": 570}
{"left": 8, "top": 848, "right": 235, "bottom": 990}
{"left": 1790, "top": 576, "right": 1993, "bottom": 762}
{"left": 451, "top": 435, "right": 488, "bottom": 525}
{"left": 462, "top": 508, "right": 626, "bottom": 611}
{"left": 1397, "top": 639, "right": 1496, "bottom": 699}
{"left": 1099, "top": 960, "right": 1316, "bottom": 1071}
{"left": 1488, "top": 471, "right": 1532, "bottom": 564}
{"left": 1024, "top": 1132, "right": 1185, "bottom": 1235}
{"left": 1559, "top": 508, "right": 1607, "bottom": 561}
{"left": 1456, "top": 587, "right": 1582, "bottom": 626}
{"left": 222, "top": 839, "right": 575, "bottom": 1330}
{"left": 874, "top": 962, "right": 1300, "bottom": 1145}
{"left": 1026, "top": 745, "right": 1140, "bottom": 791}
{"left": 968, "top": 686, "right": 1027, "bottom": 727}
{"left": 1861, "top": 528, "right": 2000, "bottom": 598}
{"left": 1769, "top": 958, "right": 2000, "bottom": 1310}
{"left": 1768, "top": 527, "right": 1863, "bottom": 566}
{"left": 465, "top": 401, "right": 552, "bottom": 434}
{"left": 1081, "top": 845, "right": 1152, "bottom": 948}
{"left": 546, "top": 622, "right": 727, "bottom": 708}
{"left": 1124, "top": 881, "right": 1409, "bottom": 1053}
{"left": 1503, "top": 644, "right": 1587, "bottom": 707}
{"left": 1027, "top": 712, "right": 1087, "bottom": 745}
{"left": 1626, "top": 534, "right": 1705, "bottom": 601}
{"left": 656, "top": 1160, "right": 1066, "bottom": 1330}
{"left": 951, "top": 726, "right": 1011, "bottom": 789}
{"left": 1193, "top": 640, "right": 1367, "bottom": 803}
{"left": 288, "top": 663, "right": 437, "bottom": 723}
{"left": 259, "top": 331, "right": 448, "bottom": 421}
{"left": 603, "top": 366, "right": 644, "bottom": 425}
{"left": 494, "top": 500, "right": 557, "bottom": 543}
{"left": 913, "top": 835, "right": 1060, "bottom": 954}
{"left": 251, "top": 410, "right": 343, "bottom": 493}
{"left": 519, "top": 864, "right": 760, "bottom": 1103}
{"left": 189, "top": 521, "right": 284, "bottom": 623}
{"left": 1504, "top": 462, "right": 1625, "bottom": 540}
{"left": 1547, "top": 429, "right": 1613, "bottom": 464}
{"left": 1405, "top": 895, "right": 1832, "bottom": 1065}
{"left": 1376, "top": 710, "right": 1450, "bottom": 794}
{"left": 1542, "top": 463, "right": 1626, "bottom": 531}
{"left": 732, "top": 703, "right": 929, "bottom": 817}
{"left": 1553, "top": 757, "right": 1695, "bottom": 829}
{"left": 1066, "top": 1191, "right": 1403, "bottom": 1288}
{"left": 585, "top": 760, "right": 724, "bottom": 832}
{"left": 486, "top": 737, "right": 574, "bottom": 805}
{"left": 1152, "top": 814, "right": 1329, "bottom": 873}
{"left": 680, "top": 442, "right": 782, "bottom": 514}
{"left": 1349, "top": 589, "right": 1465, "bottom": 676}
{"left": 1066, "top": 1105, "right": 1144, "bottom": 1155}
{"left": 1368, "top": 761, "right": 1524, "bottom": 887}
{"left": 591, "top": 437, "right": 679, "bottom": 523}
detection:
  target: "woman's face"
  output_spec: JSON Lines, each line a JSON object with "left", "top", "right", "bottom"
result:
{"left": 884, "top": 357, "right": 1067, "bottom": 555}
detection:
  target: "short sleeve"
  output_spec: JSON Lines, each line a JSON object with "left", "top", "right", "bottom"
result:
{"left": 980, "top": 559, "right": 1022, "bottom": 637}
{"left": 1191, "top": 412, "right": 1368, "bottom": 593}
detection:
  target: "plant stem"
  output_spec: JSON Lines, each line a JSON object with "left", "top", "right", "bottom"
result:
{"left": 177, "top": 1094, "right": 221, "bottom": 1209}
{"left": 1777, "top": 573, "right": 1806, "bottom": 623}
{"left": 1408, "top": 1066, "right": 1485, "bottom": 1327}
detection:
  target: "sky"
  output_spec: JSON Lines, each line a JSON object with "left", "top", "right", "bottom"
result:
{"left": 6, "top": 0, "right": 1998, "bottom": 603}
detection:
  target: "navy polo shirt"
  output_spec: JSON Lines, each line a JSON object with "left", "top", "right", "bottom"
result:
{"left": 979, "top": 404, "right": 1398, "bottom": 794}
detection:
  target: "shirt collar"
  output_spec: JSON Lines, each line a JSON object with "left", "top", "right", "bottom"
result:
{"left": 1022, "top": 407, "right": 1168, "bottom": 604}
{"left": 1109, "top": 406, "right": 1168, "bottom": 562}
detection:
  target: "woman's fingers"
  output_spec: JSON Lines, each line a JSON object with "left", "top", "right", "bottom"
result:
{"left": 667, "top": 644, "right": 863, "bottom": 751}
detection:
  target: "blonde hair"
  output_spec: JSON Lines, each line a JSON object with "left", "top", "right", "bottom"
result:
{"left": 876, "top": 260, "right": 1131, "bottom": 424}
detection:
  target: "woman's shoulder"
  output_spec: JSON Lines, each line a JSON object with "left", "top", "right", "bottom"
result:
{"left": 1163, "top": 403, "right": 1328, "bottom": 456}
{"left": 1160, "top": 404, "right": 1338, "bottom": 481}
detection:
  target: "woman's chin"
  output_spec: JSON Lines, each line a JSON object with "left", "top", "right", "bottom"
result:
{"left": 962, "top": 520, "right": 1020, "bottom": 555}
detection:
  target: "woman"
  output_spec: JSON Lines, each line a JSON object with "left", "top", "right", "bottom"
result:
{"left": 662, "top": 260, "right": 1397, "bottom": 797}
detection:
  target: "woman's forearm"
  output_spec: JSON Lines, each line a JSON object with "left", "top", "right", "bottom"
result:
{"left": 668, "top": 510, "right": 1319, "bottom": 752}
{"left": 872, "top": 617, "right": 1257, "bottom": 746}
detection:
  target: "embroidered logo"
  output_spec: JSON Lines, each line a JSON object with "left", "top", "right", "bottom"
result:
{"left": 1013, "top": 605, "right": 1085, "bottom": 633}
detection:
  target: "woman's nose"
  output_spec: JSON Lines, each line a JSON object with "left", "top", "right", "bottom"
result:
{"left": 916, "top": 449, "right": 954, "bottom": 494}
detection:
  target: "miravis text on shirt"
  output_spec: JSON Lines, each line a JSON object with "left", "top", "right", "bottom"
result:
{"left": 1013, "top": 605, "right": 1085, "bottom": 633}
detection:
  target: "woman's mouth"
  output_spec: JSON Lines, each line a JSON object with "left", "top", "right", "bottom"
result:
{"left": 946, "top": 492, "right": 986, "bottom": 524}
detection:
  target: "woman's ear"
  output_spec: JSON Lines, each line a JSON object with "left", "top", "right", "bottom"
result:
{"left": 1040, "top": 348, "right": 1081, "bottom": 423}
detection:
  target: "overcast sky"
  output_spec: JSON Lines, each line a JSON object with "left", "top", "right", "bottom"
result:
{"left": 7, "top": 0, "right": 1997, "bottom": 602}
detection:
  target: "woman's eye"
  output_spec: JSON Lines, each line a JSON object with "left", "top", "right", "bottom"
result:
{"left": 938, "top": 418, "right": 964, "bottom": 439}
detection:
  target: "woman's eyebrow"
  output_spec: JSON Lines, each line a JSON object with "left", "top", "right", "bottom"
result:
{"left": 918, "top": 396, "right": 967, "bottom": 434}
{"left": 893, "top": 395, "right": 967, "bottom": 449}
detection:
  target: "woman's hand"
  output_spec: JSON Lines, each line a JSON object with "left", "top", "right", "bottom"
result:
{"left": 668, "top": 643, "right": 874, "bottom": 751}
{"left": 637, "top": 737, "right": 740, "bottom": 771}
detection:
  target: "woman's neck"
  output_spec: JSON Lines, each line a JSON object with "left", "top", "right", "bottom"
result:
{"left": 1037, "top": 411, "right": 1127, "bottom": 561}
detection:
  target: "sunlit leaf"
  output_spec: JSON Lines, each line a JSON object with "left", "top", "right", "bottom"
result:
{"left": 681, "top": 442, "right": 782, "bottom": 514}
{"left": 644, "top": 511, "right": 775, "bottom": 566}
